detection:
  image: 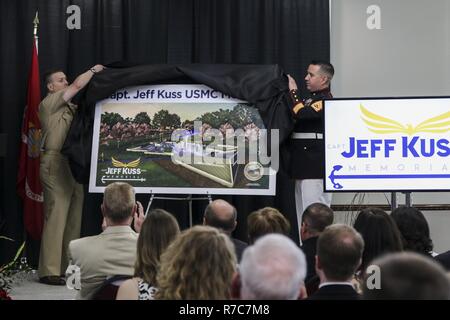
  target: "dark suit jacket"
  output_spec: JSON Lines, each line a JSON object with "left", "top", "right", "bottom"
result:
{"left": 307, "top": 284, "right": 360, "bottom": 300}
{"left": 435, "top": 250, "right": 450, "bottom": 271}
{"left": 232, "top": 237, "right": 248, "bottom": 263}
{"left": 301, "top": 236, "right": 318, "bottom": 282}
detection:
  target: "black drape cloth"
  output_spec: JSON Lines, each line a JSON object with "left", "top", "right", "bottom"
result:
{"left": 1, "top": 0, "right": 329, "bottom": 265}
{"left": 64, "top": 64, "right": 294, "bottom": 183}
{"left": 63, "top": 64, "right": 298, "bottom": 243}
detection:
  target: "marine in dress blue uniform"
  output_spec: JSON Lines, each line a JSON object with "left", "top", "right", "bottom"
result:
{"left": 287, "top": 61, "right": 334, "bottom": 242}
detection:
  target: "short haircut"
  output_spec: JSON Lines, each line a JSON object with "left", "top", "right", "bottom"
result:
{"left": 204, "top": 200, "right": 237, "bottom": 233}
{"left": 102, "top": 182, "right": 135, "bottom": 223}
{"left": 353, "top": 208, "right": 403, "bottom": 271}
{"left": 134, "top": 209, "right": 180, "bottom": 285}
{"left": 391, "top": 207, "right": 433, "bottom": 255}
{"left": 310, "top": 60, "right": 334, "bottom": 81}
{"left": 240, "top": 234, "right": 307, "bottom": 299}
{"left": 156, "top": 226, "right": 237, "bottom": 300}
{"left": 247, "top": 207, "right": 290, "bottom": 244}
{"left": 43, "top": 69, "right": 64, "bottom": 85}
{"left": 317, "top": 224, "right": 364, "bottom": 281}
{"left": 302, "top": 203, "right": 334, "bottom": 234}
{"left": 363, "top": 252, "right": 450, "bottom": 300}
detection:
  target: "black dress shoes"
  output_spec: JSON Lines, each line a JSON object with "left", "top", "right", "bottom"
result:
{"left": 39, "top": 276, "right": 66, "bottom": 286}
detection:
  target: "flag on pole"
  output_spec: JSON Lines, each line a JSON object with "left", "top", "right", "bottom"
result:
{"left": 17, "top": 34, "right": 44, "bottom": 240}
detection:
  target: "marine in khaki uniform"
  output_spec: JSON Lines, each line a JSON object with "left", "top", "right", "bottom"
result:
{"left": 286, "top": 61, "right": 334, "bottom": 243}
{"left": 38, "top": 65, "right": 105, "bottom": 285}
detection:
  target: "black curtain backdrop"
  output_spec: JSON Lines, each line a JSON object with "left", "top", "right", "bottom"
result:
{"left": 0, "top": 0, "right": 330, "bottom": 266}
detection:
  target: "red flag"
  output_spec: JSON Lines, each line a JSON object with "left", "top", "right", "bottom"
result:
{"left": 17, "top": 38, "right": 44, "bottom": 240}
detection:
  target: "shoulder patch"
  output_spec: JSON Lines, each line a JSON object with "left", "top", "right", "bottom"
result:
{"left": 311, "top": 101, "right": 323, "bottom": 112}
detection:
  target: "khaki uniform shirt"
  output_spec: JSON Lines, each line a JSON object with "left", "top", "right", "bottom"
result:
{"left": 39, "top": 90, "right": 77, "bottom": 151}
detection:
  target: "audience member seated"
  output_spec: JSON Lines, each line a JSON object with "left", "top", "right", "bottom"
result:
{"left": 231, "top": 234, "right": 307, "bottom": 300}
{"left": 68, "top": 182, "right": 140, "bottom": 299}
{"left": 435, "top": 250, "right": 450, "bottom": 271}
{"left": 116, "top": 209, "right": 180, "bottom": 300}
{"left": 247, "top": 207, "right": 290, "bottom": 244}
{"left": 300, "top": 203, "right": 334, "bottom": 292}
{"left": 308, "top": 224, "right": 364, "bottom": 300}
{"left": 353, "top": 208, "right": 403, "bottom": 274}
{"left": 363, "top": 252, "right": 450, "bottom": 300}
{"left": 391, "top": 206, "right": 437, "bottom": 257}
{"left": 203, "top": 199, "right": 248, "bottom": 262}
{"left": 155, "top": 226, "right": 237, "bottom": 299}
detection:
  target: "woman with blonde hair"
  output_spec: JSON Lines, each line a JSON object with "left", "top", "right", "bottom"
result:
{"left": 116, "top": 209, "right": 180, "bottom": 300}
{"left": 155, "top": 225, "right": 237, "bottom": 300}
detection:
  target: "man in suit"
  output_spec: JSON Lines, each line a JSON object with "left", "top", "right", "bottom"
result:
{"left": 435, "top": 250, "right": 450, "bottom": 271}
{"left": 286, "top": 61, "right": 334, "bottom": 241}
{"left": 308, "top": 224, "right": 363, "bottom": 300}
{"left": 68, "top": 182, "right": 140, "bottom": 299}
{"left": 300, "top": 203, "right": 334, "bottom": 296}
{"left": 231, "top": 234, "right": 307, "bottom": 300}
{"left": 203, "top": 199, "right": 247, "bottom": 262}
{"left": 38, "top": 65, "right": 105, "bottom": 285}
{"left": 300, "top": 203, "right": 334, "bottom": 282}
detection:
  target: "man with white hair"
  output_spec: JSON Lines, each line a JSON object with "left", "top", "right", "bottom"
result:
{"left": 231, "top": 234, "right": 307, "bottom": 300}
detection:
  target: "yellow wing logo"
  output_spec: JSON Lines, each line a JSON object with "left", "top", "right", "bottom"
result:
{"left": 111, "top": 157, "right": 141, "bottom": 168}
{"left": 360, "top": 104, "right": 450, "bottom": 135}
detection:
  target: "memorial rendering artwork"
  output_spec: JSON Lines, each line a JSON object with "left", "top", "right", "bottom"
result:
{"left": 89, "top": 84, "right": 276, "bottom": 195}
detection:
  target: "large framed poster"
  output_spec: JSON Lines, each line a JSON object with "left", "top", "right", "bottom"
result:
{"left": 324, "top": 97, "right": 450, "bottom": 192}
{"left": 89, "top": 84, "right": 276, "bottom": 194}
